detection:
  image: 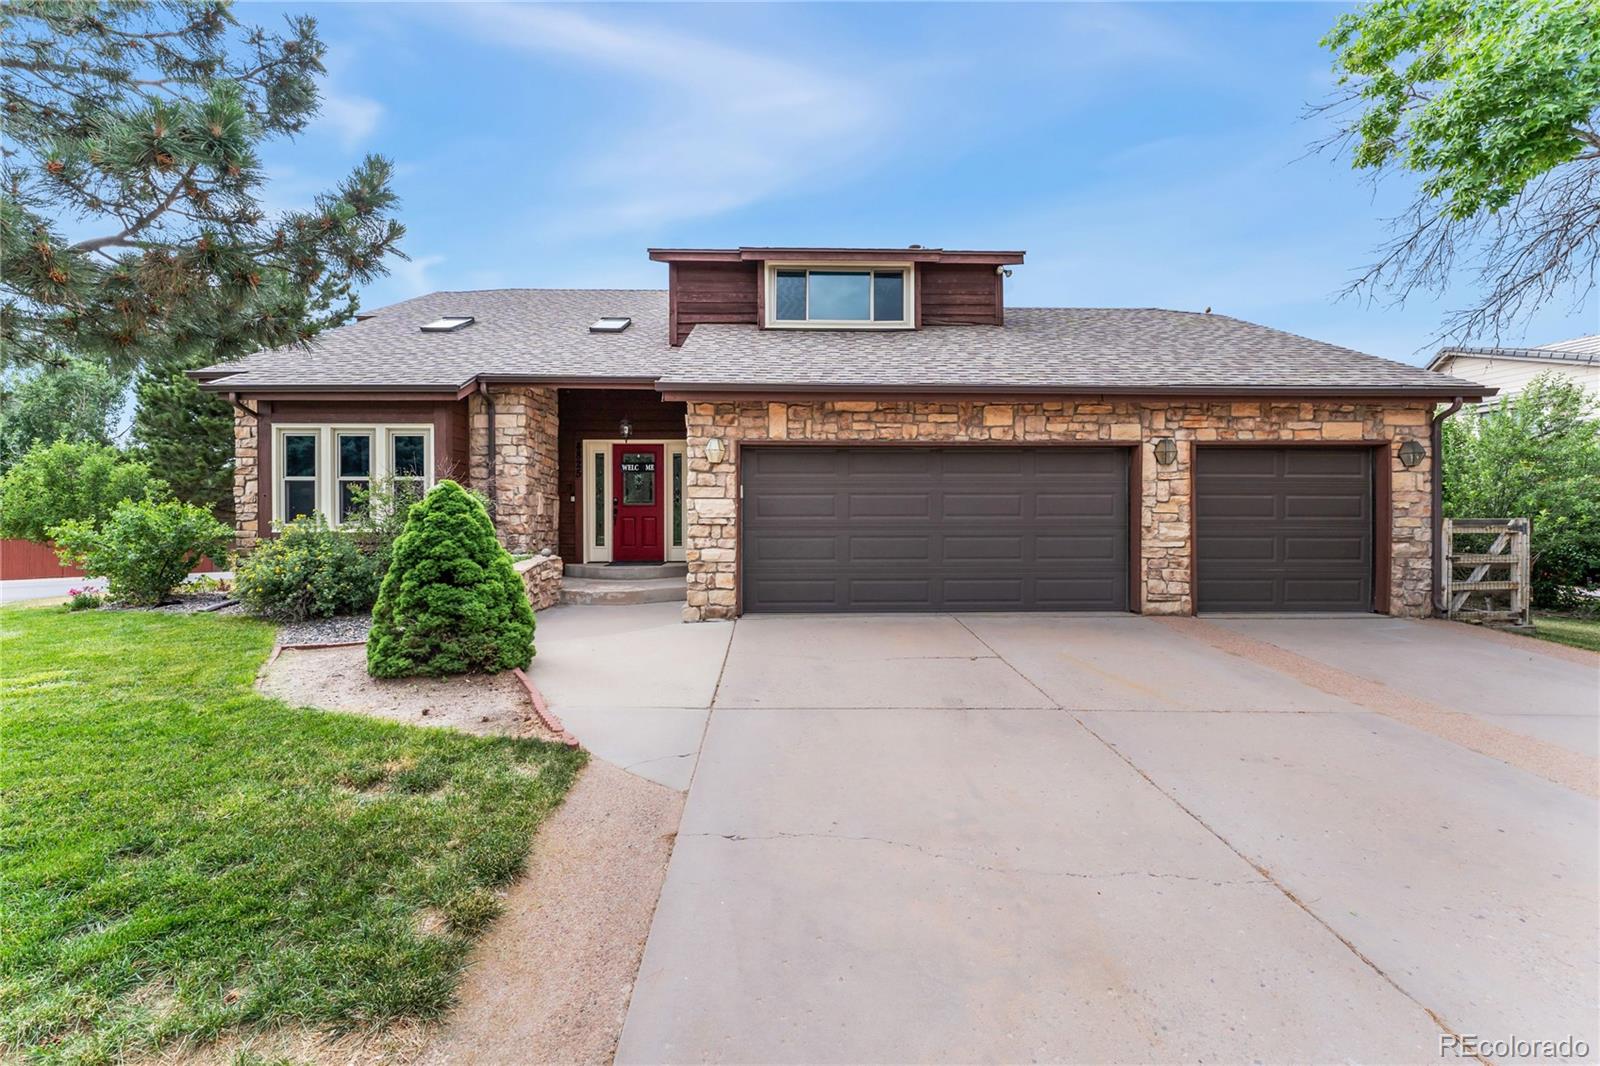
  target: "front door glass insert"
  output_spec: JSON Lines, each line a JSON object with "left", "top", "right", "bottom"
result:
{"left": 621, "top": 451, "right": 656, "bottom": 505}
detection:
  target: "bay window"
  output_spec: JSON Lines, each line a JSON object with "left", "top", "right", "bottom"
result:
{"left": 274, "top": 424, "right": 434, "bottom": 527}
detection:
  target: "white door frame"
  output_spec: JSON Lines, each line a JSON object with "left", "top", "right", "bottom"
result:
{"left": 580, "top": 438, "right": 687, "bottom": 564}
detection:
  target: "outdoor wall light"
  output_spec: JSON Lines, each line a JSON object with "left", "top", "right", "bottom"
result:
{"left": 1152, "top": 437, "right": 1178, "bottom": 466}
{"left": 1397, "top": 439, "right": 1426, "bottom": 468}
{"left": 704, "top": 437, "right": 727, "bottom": 464}
{"left": 619, "top": 417, "right": 633, "bottom": 440}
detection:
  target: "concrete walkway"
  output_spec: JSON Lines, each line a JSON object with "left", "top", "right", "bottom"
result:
{"left": 613, "top": 613, "right": 1598, "bottom": 1063}
{"left": 526, "top": 602, "right": 731, "bottom": 791}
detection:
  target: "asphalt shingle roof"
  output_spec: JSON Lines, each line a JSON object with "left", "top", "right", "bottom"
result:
{"left": 665, "top": 308, "right": 1486, "bottom": 393}
{"left": 198, "top": 290, "right": 1488, "bottom": 396}
{"left": 1429, "top": 334, "right": 1599, "bottom": 370}
{"left": 198, "top": 289, "right": 674, "bottom": 390}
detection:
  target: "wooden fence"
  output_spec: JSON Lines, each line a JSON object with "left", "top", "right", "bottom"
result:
{"left": 0, "top": 539, "right": 85, "bottom": 581}
{"left": 1442, "top": 517, "right": 1532, "bottom": 627}
{"left": 0, "top": 539, "right": 220, "bottom": 581}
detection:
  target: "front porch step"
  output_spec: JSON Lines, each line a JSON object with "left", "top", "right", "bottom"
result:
{"left": 564, "top": 562, "right": 687, "bottom": 581}
{"left": 559, "top": 576, "right": 685, "bottom": 606}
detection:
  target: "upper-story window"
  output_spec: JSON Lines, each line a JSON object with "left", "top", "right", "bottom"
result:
{"left": 766, "top": 264, "right": 912, "bottom": 329}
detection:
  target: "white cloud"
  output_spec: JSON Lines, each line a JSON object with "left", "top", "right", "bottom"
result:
{"left": 315, "top": 46, "right": 384, "bottom": 151}
{"left": 320, "top": 90, "right": 384, "bottom": 151}
{"left": 389, "top": 253, "right": 445, "bottom": 298}
{"left": 440, "top": 5, "right": 897, "bottom": 233}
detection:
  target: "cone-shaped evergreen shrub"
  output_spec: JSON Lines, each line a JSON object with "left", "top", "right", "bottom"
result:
{"left": 366, "top": 480, "right": 535, "bottom": 678}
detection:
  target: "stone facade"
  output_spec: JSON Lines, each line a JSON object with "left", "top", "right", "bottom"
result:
{"left": 468, "top": 386, "right": 560, "bottom": 555}
{"left": 232, "top": 407, "right": 260, "bottom": 553}
{"left": 515, "top": 553, "right": 564, "bottom": 611}
{"left": 682, "top": 398, "right": 1434, "bottom": 621}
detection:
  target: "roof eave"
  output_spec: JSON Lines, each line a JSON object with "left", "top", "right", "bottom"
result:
{"left": 647, "top": 247, "right": 1027, "bottom": 265}
{"left": 657, "top": 382, "right": 1495, "bottom": 401}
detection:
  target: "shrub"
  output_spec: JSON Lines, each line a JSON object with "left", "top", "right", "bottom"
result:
{"left": 340, "top": 475, "right": 424, "bottom": 579}
{"left": 50, "top": 499, "right": 230, "bottom": 606}
{"left": 0, "top": 440, "right": 166, "bottom": 542}
{"left": 367, "top": 480, "right": 534, "bottom": 678}
{"left": 1442, "top": 374, "right": 1600, "bottom": 608}
{"left": 65, "top": 587, "right": 104, "bottom": 611}
{"left": 233, "top": 514, "right": 381, "bottom": 621}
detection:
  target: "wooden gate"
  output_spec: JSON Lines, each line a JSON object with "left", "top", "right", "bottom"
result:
{"left": 1443, "top": 518, "right": 1532, "bottom": 627}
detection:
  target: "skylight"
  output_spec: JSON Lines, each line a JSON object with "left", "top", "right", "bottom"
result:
{"left": 420, "top": 316, "right": 474, "bottom": 333}
{"left": 589, "top": 316, "right": 632, "bottom": 333}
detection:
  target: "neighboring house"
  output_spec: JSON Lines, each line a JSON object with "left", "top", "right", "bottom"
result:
{"left": 1427, "top": 335, "right": 1599, "bottom": 403}
{"left": 195, "top": 245, "right": 1491, "bottom": 620}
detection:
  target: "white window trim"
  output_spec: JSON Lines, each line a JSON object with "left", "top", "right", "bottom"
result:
{"left": 581, "top": 439, "right": 686, "bottom": 564}
{"left": 334, "top": 429, "right": 375, "bottom": 524}
{"left": 763, "top": 261, "right": 915, "bottom": 330}
{"left": 273, "top": 423, "right": 435, "bottom": 527}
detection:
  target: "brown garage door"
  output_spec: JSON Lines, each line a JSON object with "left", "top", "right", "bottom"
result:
{"left": 1195, "top": 447, "right": 1374, "bottom": 612}
{"left": 741, "top": 446, "right": 1129, "bottom": 612}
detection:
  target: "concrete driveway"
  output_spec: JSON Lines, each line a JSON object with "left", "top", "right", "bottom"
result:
{"left": 610, "top": 613, "right": 1599, "bottom": 1064}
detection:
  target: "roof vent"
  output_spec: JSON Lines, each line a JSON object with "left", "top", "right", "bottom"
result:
{"left": 589, "top": 316, "right": 632, "bottom": 333}
{"left": 420, "top": 315, "right": 474, "bottom": 333}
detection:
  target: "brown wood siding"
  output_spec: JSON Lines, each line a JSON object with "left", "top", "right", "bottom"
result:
{"left": 556, "top": 389, "right": 688, "bottom": 560}
{"left": 919, "top": 263, "right": 1004, "bottom": 325}
{"left": 252, "top": 398, "right": 470, "bottom": 541}
{"left": 670, "top": 261, "right": 759, "bottom": 345}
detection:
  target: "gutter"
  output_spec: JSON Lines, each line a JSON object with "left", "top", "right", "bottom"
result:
{"left": 1431, "top": 397, "right": 1465, "bottom": 615}
{"left": 225, "top": 392, "right": 258, "bottom": 419}
{"left": 478, "top": 380, "right": 497, "bottom": 519}
{"left": 657, "top": 382, "right": 1496, "bottom": 401}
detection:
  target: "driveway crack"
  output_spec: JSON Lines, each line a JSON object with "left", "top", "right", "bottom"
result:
{"left": 687, "top": 831, "right": 1268, "bottom": 885}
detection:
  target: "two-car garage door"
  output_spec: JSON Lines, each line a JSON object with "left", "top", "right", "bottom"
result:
{"left": 741, "top": 447, "right": 1129, "bottom": 612}
{"left": 738, "top": 444, "right": 1377, "bottom": 614}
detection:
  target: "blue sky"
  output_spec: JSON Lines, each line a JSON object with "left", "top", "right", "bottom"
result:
{"left": 259, "top": 1, "right": 1597, "bottom": 366}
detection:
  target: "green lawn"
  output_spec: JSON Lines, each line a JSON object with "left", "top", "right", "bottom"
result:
{"left": 1528, "top": 611, "right": 1600, "bottom": 653}
{"left": 0, "top": 606, "right": 585, "bottom": 1065}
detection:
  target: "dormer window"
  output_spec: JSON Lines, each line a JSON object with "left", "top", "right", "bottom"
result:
{"left": 765, "top": 264, "right": 912, "bottom": 329}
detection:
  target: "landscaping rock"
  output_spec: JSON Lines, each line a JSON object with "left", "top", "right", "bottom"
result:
{"left": 279, "top": 614, "right": 372, "bottom": 647}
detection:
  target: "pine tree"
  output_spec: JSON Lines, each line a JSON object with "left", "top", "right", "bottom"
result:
{"left": 132, "top": 361, "right": 235, "bottom": 523}
{"left": 1, "top": 1, "right": 406, "bottom": 372}
{"left": 367, "top": 481, "right": 536, "bottom": 679}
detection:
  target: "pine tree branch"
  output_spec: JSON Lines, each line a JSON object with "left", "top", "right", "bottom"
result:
{"left": 68, "top": 165, "right": 197, "bottom": 252}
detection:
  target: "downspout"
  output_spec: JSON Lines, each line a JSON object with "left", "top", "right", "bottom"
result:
{"left": 478, "top": 380, "right": 497, "bottom": 520}
{"left": 225, "top": 391, "right": 258, "bottom": 419}
{"left": 1430, "top": 397, "right": 1464, "bottom": 615}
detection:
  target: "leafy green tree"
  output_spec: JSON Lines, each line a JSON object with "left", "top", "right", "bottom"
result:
{"left": 0, "top": 439, "right": 165, "bottom": 542}
{"left": 0, "top": 355, "right": 129, "bottom": 471}
{"left": 367, "top": 481, "right": 535, "bottom": 679}
{"left": 1, "top": 0, "right": 405, "bottom": 372}
{"left": 1441, "top": 374, "right": 1600, "bottom": 607}
{"left": 132, "top": 360, "right": 235, "bottom": 522}
{"left": 1317, "top": 0, "right": 1600, "bottom": 339}
{"left": 52, "top": 497, "right": 231, "bottom": 605}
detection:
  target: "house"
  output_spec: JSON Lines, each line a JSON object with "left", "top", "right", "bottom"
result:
{"left": 195, "top": 245, "right": 1492, "bottom": 620}
{"left": 1427, "top": 335, "right": 1599, "bottom": 403}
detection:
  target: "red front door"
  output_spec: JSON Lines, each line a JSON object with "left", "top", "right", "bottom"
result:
{"left": 614, "top": 444, "right": 664, "bottom": 562}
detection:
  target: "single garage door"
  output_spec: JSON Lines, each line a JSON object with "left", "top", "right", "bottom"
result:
{"left": 1195, "top": 447, "right": 1374, "bottom": 612}
{"left": 741, "top": 446, "right": 1129, "bottom": 612}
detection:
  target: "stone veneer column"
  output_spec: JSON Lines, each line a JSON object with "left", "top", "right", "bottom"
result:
{"left": 683, "top": 403, "right": 740, "bottom": 621}
{"left": 468, "top": 386, "right": 559, "bottom": 554}
{"left": 679, "top": 398, "right": 1436, "bottom": 622}
{"left": 232, "top": 407, "right": 259, "bottom": 553}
